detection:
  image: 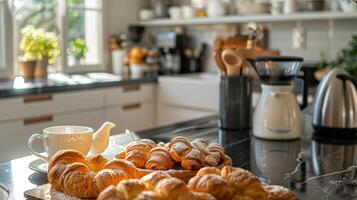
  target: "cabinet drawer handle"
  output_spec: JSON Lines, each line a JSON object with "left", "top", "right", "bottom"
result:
{"left": 122, "top": 85, "right": 141, "bottom": 92}
{"left": 23, "top": 115, "right": 53, "bottom": 126}
{"left": 122, "top": 103, "right": 141, "bottom": 111}
{"left": 24, "top": 94, "right": 53, "bottom": 103}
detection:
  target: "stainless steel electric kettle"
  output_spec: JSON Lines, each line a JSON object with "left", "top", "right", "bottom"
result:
{"left": 312, "top": 68, "right": 357, "bottom": 133}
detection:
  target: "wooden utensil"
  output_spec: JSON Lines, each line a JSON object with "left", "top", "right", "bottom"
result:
{"left": 221, "top": 49, "right": 245, "bottom": 76}
{"left": 213, "top": 38, "right": 227, "bottom": 74}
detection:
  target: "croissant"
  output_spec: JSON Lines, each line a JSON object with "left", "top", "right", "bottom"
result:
{"left": 187, "top": 174, "right": 235, "bottom": 200}
{"left": 168, "top": 136, "right": 205, "bottom": 170}
{"left": 195, "top": 167, "right": 221, "bottom": 177}
{"left": 48, "top": 150, "right": 138, "bottom": 199}
{"left": 264, "top": 185, "right": 299, "bottom": 200}
{"left": 133, "top": 191, "right": 163, "bottom": 200}
{"left": 116, "top": 179, "right": 147, "bottom": 200}
{"left": 221, "top": 166, "right": 267, "bottom": 200}
{"left": 204, "top": 143, "right": 225, "bottom": 167}
{"left": 97, "top": 185, "right": 126, "bottom": 200}
{"left": 190, "top": 192, "right": 217, "bottom": 200}
{"left": 123, "top": 139, "right": 157, "bottom": 168}
{"left": 145, "top": 147, "right": 175, "bottom": 170}
{"left": 154, "top": 177, "right": 187, "bottom": 200}
{"left": 140, "top": 171, "right": 172, "bottom": 190}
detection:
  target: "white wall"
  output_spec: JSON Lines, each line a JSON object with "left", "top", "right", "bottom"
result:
{"left": 102, "top": 0, "right": 149, "bottom": 68}
{"left": 102, "top": 1, "right": 357, "bottom": 72}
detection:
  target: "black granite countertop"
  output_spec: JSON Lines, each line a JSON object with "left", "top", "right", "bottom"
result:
{"left": 0, "top": 73, "right": 157, "bottom": 99}
{"left": 1, "top": 114, "right": 357, "bottom": 199}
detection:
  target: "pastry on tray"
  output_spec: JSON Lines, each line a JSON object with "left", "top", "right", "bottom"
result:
{"left": 47, "top": 150, "right": 139, "bottom": 199}
{"left": 115, "top": 136, "right": 233, "bottom": 181}
{"left": 97, "top": 167, "right": 299, "bottom": 200}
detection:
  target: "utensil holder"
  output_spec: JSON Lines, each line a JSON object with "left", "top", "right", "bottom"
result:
{"left": 219, "top": 76, "right": 252, "bottom": 131}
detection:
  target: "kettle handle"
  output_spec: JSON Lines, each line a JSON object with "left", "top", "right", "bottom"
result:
{"left": 337, "top": 74, "right": 357, "bottom": 87}
{"left": 297, "top": 73, "right": 309, "bottom": 110}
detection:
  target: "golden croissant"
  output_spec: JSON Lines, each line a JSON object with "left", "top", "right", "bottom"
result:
{"left": 97, "top": 171, "right": 217, "bottom": 200}
{"left": 47, "top": 150, "right": 138, "bottom": 198}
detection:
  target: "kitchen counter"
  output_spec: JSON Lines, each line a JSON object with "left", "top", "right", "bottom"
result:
{"left": 1, "top": 114, "right": 357, "bottom": 199}
{"left": 0, "top": 73, "right": 157, "bottom": 98}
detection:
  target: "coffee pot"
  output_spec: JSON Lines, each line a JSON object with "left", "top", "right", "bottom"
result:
{"left": 248, "top": 56, "right": 308, "bottom": 140}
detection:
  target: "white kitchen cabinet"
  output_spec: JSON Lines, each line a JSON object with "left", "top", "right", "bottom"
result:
{"left": 157, "top": 74, "right": 219, "bottom": 126}
{"left": 0, "top": 89, "right": 105, "bottom": 122}
{"left": 157, "top": 104, "right": 216, "bottom": 126}
{"left": 104, "top": 84, "right": 155, "bottom": 106}
{"left": 158, "top": 75, "right": 219, "bottom": 110}
{"left": 105, "top": 102, "right": 156, "bottom": 133}
{"left": 0, "top": 109, "right": 105, "bottom": 162}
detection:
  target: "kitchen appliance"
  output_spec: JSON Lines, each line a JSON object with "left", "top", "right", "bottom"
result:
{"left": 156, "top": 31, "right": 192, "bottom": 74}
{"left": 248, "top": 56, "right": 308, "bottom": 140}
{"left": 312, "top": 68, "right": 357, "bottom": 133}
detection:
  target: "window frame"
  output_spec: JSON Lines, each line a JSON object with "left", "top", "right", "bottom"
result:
{"left": 60, "top": 0, "right": 105, "bottom": 74}
{"left": 0, "top": 0, "right": 14, "bottom": 79}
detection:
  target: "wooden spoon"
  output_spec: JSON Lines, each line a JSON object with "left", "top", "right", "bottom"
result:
{"left": 221, "top": 49, "right": 244, "bottom": 76}
{"left": 213, "top": 38, "right": 227, "bottom": 74}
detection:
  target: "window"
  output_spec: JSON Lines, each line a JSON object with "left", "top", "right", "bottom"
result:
{"left": 0, "top": 0, "right": 13, "bottom": 78}
{"left": 12, "top": 0, "right": 104, "bottom": 75}
{"left": 14, "top": 0, "right": 58, "bottom": 73}
{"left": 63, "top": 0, "right": 104, "bottom": 72}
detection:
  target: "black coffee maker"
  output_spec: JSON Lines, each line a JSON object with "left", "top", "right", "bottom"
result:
{"left": 156, "top": 32, "right": 196, "bottom": 74}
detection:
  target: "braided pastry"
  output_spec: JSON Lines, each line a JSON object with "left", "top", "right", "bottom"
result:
{"left": 122, "top": 139, "right": 157, "bottom": 168}
{"left": 48, "top": 150, "right": 138, "bottom": 198}
{"left": 145, "top": 147, "right": 175, "bottom": 170}
{"left": 168, "top": 136, "right": 205, "bottom": 170}
{"left": 204, "top": 143, "right": 225, "bottom": 167}
{"left": 191, "top": 139, "right": 209, "bottom": 153}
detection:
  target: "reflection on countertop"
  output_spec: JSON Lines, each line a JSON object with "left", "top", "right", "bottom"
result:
{"left": 0, "top": 73, "right": 157, "bottom": 98}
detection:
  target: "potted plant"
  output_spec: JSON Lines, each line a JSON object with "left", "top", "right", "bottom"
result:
{"left": 315, "top": 35, "right": 357, "bottom": 80}
{"left": 69, "top": 38, "right": 88, "bottom": 65}
{"left": 332, "top": 35, "right": 357, "bottom": 77}
{"left": 20, "top": 25, "right": 60, "bottom": 79}
{"left": 17, "top": 56, "right": 36, "bottom": 79}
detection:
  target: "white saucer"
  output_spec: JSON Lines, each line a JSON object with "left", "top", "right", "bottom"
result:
{"left": 28, "top": 159, "right": 48, "bottom": 174}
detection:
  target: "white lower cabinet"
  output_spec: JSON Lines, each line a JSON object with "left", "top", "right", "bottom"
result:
{"left": 0, "top": 109, "right": 105, "bottom": 162}
{"left": 105, "top": 101, "right": 156, "bottom": 133}
{"left": 157, "top": 104, "right": 216, "bottom": 126}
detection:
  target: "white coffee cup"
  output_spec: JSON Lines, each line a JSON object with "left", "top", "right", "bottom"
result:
{"left": 28, "top": 126, "right": 93, "bottom": 162}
